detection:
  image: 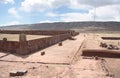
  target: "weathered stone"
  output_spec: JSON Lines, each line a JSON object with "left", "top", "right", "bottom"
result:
{"left": 9, "top": 70, "right": 17, "bottom": 77}
{"left": 58, "top": 42, "right": 62, "bottom": 46}
{"left": 17, "top": 69, "right": 28, "bottom": 76}
{"left": 0, "top": 30, "right": 79, "bottom": 55}
{"left": 19, "top": 34, "right": 26, "bottom": 42}
{"left": 3, "top": 37, "right": 7, "bottom": 41}
{"left": 41, "top": 51, "right": 45, "bottom": 56}
{"left": 9, "top": 69, "right": 28, "bottom": 77}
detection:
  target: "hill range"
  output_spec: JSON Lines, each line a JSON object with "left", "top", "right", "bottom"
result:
{"left": 0, "top": 22, "right": 120, "bottom": 33}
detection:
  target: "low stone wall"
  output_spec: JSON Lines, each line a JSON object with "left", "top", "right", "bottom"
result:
{"left": 0, "top": 30, "right": 79, "bottom": 36}
{"left": 82, "top": 49, "right": 120, "bottom": 58}
{"left": 0, "top": 33, "right": 71, "bottom": 54}
{"left": 101, "top": 37, "right": 120, "bottom": 40}
{"left": 0, "top": 40, "right": 19, "bottom": 53}
{"left": 0, "top": 30, "right": 79, "bottom": 55}
{"left": 17, "top": 34, "right": 70, "bottom": 54}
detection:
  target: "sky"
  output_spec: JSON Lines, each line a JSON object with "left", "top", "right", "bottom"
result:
{"left": 0, "top": 0, "right": 120, "bottom": 26}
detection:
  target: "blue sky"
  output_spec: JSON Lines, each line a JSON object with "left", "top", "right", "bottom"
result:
{"left": 0, "top": 0, "right": 120, "bottom": 26}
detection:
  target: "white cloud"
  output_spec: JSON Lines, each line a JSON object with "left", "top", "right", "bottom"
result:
{"left": 46, "top": 12, "right": 58, "bottom": 17}
{"left": 60, "top": 5, "right": 120, "bottom": 22}
{"left": 20, "top": 0, "right": 70, "bottom": 12}
{"left": 20, "top": 0, "right": 120, "bottom": 22}
{"left": 0, "top": 21, "right": 20, "bottom": 26}
{"left": 8, "top": 7, "right": 21, "bottom": 18}
{"left": 69, "top": 0, "right": 93, "bottom": 10}
{"left": 40, "top": 20, "right": 58, "bottom": 23}
{"left": 21, "top": 0, "right": 120, "bottom": 12}
{"left": 60, "top": 13, "right": 93, "bottom": 22}
{"left": 51, "top": 0, "right": 70, "bottom": 8}
{"left": 75, "top": 0, "right": 120, "bottom": 7}
{"left": 69, "top": 0, "right": 120, "bottom": 10}
{"left": 21, "top": 0, "right": 52, "bottom": 12}
{"left": 0, "top": 0, "right": 14, "bottom": 4}
{"left": 91, "top": 5, "right": 120, "bottom": 21}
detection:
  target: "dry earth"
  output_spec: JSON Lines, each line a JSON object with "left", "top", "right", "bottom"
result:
{"left": 0, "top": 33, "right": 120, "bottom": 78}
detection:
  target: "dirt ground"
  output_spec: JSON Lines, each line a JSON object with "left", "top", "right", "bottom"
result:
{"left": 0, "top": 34, "right": 51, "bottom": 41}
{"left": 83, "top": 33, "right": 120, "bottom": 78}
{"left": 0, "top": 34, "right": 85, "bottom": 78}
{"left": 0, "top": 33, "right": 120, "bottom": 78}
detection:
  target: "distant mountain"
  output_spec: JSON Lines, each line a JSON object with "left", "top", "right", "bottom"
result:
{"left": 0, "top": 22, "right": 120, "bottom": 33}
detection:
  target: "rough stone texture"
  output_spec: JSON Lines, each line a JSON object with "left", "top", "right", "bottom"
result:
{"left": 0, "top": 30, "right": 79, "bottom": 36}
{"left": 0, "top": 30, "right": 79, "bottom": 55}
{"left": 0, "top": 41, "right": 19, "bottom": 53}
{"left": 19, "top": 34, "right": 26, "bottom": 42}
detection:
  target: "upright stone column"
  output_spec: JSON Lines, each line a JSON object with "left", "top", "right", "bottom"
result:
{"left": 19, "top": 34, "right": 26, "bottom": 42}
{"left": 17, "top": 34, "right": 28, "bottom": 55}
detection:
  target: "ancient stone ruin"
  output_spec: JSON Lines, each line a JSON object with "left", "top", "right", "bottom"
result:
{"left": 0, "top": 30, "right": 79, "bottom": 55}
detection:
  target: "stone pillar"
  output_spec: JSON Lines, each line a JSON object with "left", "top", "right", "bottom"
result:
{"left": 17, "top": 34, "right": 28, "bottom": 55}
{"left": 3, "top": 37, "right": 7, "bottom": 51}
{"left": 19, "top": 34, "right": 26, "bottom": 42}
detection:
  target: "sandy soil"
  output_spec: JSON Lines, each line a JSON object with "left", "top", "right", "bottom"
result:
{"left": 70, "top": 58, "right": 111, "bottom": 78}
{"left": 0, "top": 33, "right": 120, "bottom": 78}
{"left": 0, "top": 34, "right": 85, "bottom": 78}
{"left": 0, "top": 61, "right": 68, "bottom": 78}
{"left": 82, "top": 33, "right": 120, "bottom": 78}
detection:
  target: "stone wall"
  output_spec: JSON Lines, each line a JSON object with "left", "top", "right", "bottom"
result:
{"left": 0, "top": 30, "right": 79, "bottom": 36}
{"left": 82, "top": 49, "right": 120, "bottom": 58}
{"left": 0, "top": 40, "right": 19, "bottom": 53}
{"left": 101, "top": 37, "right": 120, "bottom": 40}
{"left": 17, "top": 34, "right": 70, "bottom": 54}
{"left": 0, "top": 30, "right": 79, "bottom": 55}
